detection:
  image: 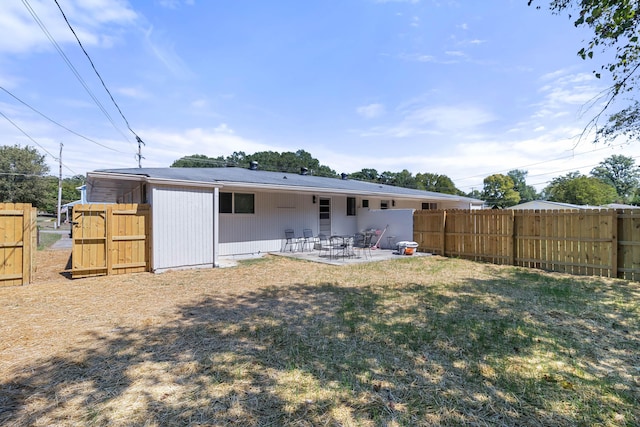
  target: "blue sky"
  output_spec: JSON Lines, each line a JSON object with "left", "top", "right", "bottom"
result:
{"left": 1, "top": 0, "right": 638, "bottom": 193}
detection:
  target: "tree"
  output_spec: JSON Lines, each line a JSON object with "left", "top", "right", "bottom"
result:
{"left": 171, "top": 154, "right": 226, "bottom": 167}
{"left": 171, "top": 150, "right": 337, "bottom": 177}
{"left": 507, "top": 169, "right": 538, "bottom": 203}
{"left": 41, "top": 175, "right": 85, "bottom": 214}
{"left": 481, "top": 174, "right": 521, "bottom": 208}
{"left": 0, "top": 145, "right": 50, "bottom": 208}
{"left": 530, "top": 1, "right": 640, "bottom": 142}
{"left": 590, "top": 154, "right": 639, "bottom": 202}
{"left": 543, "top": 171, "right": 617, "bottom": 205}
{"left": 415, "top": 172, "right": 460, "bottom": 195}
{"left": 349, "top": 168, "right": 379, "bottom": 182}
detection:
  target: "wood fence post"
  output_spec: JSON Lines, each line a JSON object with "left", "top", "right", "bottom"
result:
{"left": 441, "top": 210, "right": 447, "bottom": 256}
{"left": 106, "top": 205, "right": 113, "bottom": 276}
{"left": 611, "top": 209, "right": 618, "bottom": 278}
{"left": 509, "top": 209, "right": 515, "bottom": 266}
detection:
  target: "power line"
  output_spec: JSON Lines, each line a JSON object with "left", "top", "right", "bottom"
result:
{"left": 0, "top": 109, "right": 78, "bottom": 176}
{"left": 53, "top": 0, "right": 146, "bottom": 165}
{"left": 0, "top": 86, "right": 130, "bottom": 154}
{"left": 21, "top": 0, "right": 132, "bottom": 145}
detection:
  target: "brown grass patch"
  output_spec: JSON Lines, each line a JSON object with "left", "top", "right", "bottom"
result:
{"left": 1, "top": 254, "right": 638, "bottom": 426}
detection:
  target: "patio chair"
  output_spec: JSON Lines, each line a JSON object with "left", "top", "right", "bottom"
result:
{"left": 282, "top": 229, "right": 300, "bottom": 252}
{"left": 353, "top": 232, "right": 372, "bottom": 259}
{"left": 316, "top": 233, "right": 332, "bottom": 257}
{"left": 301, "top": 228, "right": 315, "bottom": 252}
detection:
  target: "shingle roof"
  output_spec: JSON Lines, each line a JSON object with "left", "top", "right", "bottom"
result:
{"left": 94, "top": 167, "right": 483, "bottom": 203}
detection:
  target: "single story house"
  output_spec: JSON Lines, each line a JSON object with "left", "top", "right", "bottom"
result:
{"left": 86, "top": 166, "right": 484, "bottom": 272}
{"left": 506, "top": 200, "right": 600, "bottom": 210}
{"left": 508, "top": 201, "right": 640, "bottom": 210}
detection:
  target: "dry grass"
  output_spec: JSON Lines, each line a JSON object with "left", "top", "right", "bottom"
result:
{"left": 1, "top": 250, "right": 638, "bottom": 426}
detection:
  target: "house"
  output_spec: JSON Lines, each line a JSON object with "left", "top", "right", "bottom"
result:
{"left": 506, "top": 200, "right": 600, "bottom": 210}
{"left": 508, "top": 201, "right": 640, "bottom": 210}
{"left": 86, "top": 166, "right": 484, "bottom": 272}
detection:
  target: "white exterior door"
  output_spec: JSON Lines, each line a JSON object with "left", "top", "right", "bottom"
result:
{"left": 319, "top": 197, "right": 331, "bottom": 235}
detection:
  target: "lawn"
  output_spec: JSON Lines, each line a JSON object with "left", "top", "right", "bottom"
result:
{"left": 1, "top": 253, "right": 638, "bottom": 426}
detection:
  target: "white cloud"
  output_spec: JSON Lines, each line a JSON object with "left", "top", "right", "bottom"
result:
{"left": 116, "top": 86, "right": 150, "bottom": 99}
{"left": 356, "top": 103, "right": 385, "bottom": 119}
{"left": 0, "top": 0, "right": 137, "bottom": 54}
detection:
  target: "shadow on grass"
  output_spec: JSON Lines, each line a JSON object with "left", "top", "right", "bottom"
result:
{"left": 1, "top": 266, "right": 638, "bottom": 425}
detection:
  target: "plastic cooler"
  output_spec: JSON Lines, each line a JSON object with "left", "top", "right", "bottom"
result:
{"left": 396, "top": 241, "right": 418, "bottom": 255}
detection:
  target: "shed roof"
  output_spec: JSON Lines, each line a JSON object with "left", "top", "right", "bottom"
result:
{"left": 89, "top": 167, "right": 483, "bottom": 204}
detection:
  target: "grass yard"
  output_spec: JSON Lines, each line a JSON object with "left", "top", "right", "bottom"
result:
{"left": 1, "top": 253, "right": 638, "bottom": 426}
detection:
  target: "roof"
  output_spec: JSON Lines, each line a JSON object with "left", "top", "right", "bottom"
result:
{"left": 506, "top": 200, "right": 599, "bottom": 210}
{"left": 89, "top": 167, "right": 483, "bottom": 204}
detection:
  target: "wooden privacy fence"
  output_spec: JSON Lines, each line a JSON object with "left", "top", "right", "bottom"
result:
{"left": 72, "top": 204, "right": 150, "bottom": 279}
{"left": 0, "top": 203, "right": 36, "bottom": 286}
{"left": 414, "top": 209, "right": 640, "bottom": 281}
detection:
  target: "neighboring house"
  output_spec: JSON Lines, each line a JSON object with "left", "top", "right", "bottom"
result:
{"left": 509, "top": 201, "right": 640, "bottom": 210}
{"left": 61, "top": 184, "right": 87, "bottom": 223}
{"left": 506, "top": 200, "right": 600, "bottom": 210}
{"left": 86, "top": 166, "right": 484, "bottom": 272}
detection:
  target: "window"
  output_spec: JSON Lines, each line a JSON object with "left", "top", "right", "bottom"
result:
{"left": 380, "top": 200, "right": 389, "bottom": 210}
{"left": 362, "top": 199, "right": 369, "bottom": 208}
{"left": 347, "top": 197, "right": 356, "bottom": 216}
{"left": 219, "top": 192, "right": 254, "bottom": 214}
{"left": 220, "top": 192, "right": 232, "bottom": 213}
{"left": 234, "top": 193, "right": 255, "bottom": 214}
{"left": 422, "top": 202, "right": 438, "bottom": 210}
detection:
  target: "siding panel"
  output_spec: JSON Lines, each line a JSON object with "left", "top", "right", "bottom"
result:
{"left": 152, "top": 186, "right": 214, "bottom": 271}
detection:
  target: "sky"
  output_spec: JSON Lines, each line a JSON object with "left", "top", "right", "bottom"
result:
{"left": 1, "top": 0, "right": 639, "bottom": 194}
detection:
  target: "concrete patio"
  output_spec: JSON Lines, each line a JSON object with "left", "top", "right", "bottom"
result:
{"left": 270, "top": 247, "right": 432, "bottom": 266}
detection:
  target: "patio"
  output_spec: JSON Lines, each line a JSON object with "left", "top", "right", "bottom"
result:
{"left": 271, "top": 246, "right": 432, "bottom": 266}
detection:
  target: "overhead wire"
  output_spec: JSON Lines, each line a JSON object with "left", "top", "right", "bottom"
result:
{"left": 0, "top": 110, "right": 78, "bottom": 176}
{"left": 0, "top": 86, "right": 129, "bottom": 154}
{"left": 21, "top": 0, "right": 132, "bottom": 145}
{"left": 52, "top": 0, "right": 142, "bottom": 141}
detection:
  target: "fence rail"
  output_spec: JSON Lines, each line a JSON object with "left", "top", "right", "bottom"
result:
{"left": 414, "top": 209, "right": 640, "bottom": 281}
{"left": 72, "top": 204, "right": 150, "bottom": 279}
{"left": 0, "top": 203, "right": 36, "bottom": 286}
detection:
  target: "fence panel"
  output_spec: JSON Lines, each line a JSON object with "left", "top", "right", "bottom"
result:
{"left": 0, "top": 203, "right": 36, "bottom": 286}
{"left": 413, "top": 210, "right": 445, "bottom": 255}
{"left": 443, "top": 210, "right": 513, "bottom": 264}
{"left": 618, "top": 209, "right": 640, "bottom": 281}
{"left": 72, "top": 204, "right": 150, "bottom": 279}
{"left": 414, "top": 208, "right": 637, "bottom": 280}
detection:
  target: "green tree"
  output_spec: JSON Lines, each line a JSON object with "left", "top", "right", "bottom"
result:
{"left": 0, "top": 145, "right": 50, "bottom": 208}
{"left": 530, "top": 1, "right": 640, "bottom": 142}
{"left": 41, "top": 175, "right": 86, "bottom": 214}
{"left": 481, "top": 174, "right": 520, "bottom": 208}
{"left": 415, "top": 172, "right": 460, "bottom": 195}
{"left": 171, "top": 154, "right": 226, "bottom": 167}
{"left": 349, "top": 168, "right": 379, "bottom": 182}
{"left": 590, "top": 155, "right": 639, "bottom": 202}
{"left": 171, "top": 150, "right": 337, "bottom": 177}
{"left": 543, "top": 172, "right": 617, "bottom": 205}
{"left": 507, "top": 169, "right": 538, "bottom": 203}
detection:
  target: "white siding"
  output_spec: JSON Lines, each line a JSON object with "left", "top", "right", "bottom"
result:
{"left": 219, "top": 190, "right": 318, "bottom": 255}
{"left": 151, "top": 185, "right": 214, "bottom": 272}
{"left": 357, "top": 208, "right": 415, "bottom": 247}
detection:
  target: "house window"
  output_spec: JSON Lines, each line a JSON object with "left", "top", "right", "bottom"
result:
{"left": 219, "top": 192, "right": 254, "bottom": 214}
{"left": 422, "top": 202, "right": 438, "bottom": 210}
{"left": 362, "top": 199, "right": 369, "bottom": 208}
{"left": 347, "top": 197, "right": 356, "bottom": 216}
{"left": 220, "top": 192, "right": 233, "bottom": 213}
{"left": 234, "top": 193, "right": 255, "bottom": 214}
{"left": 380, "top": 200, "right": 389, "bottom": 210}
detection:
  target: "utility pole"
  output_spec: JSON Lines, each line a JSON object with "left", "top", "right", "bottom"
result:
{"left": 136, "top": 136, "right": 145, "bottom": 168}
{"left": 56, "top": 142, "right": 63, "bottom": 229}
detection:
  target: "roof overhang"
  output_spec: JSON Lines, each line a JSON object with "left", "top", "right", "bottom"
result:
{"left": 86, "top": 171, "right": 482, "bottom": 205}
